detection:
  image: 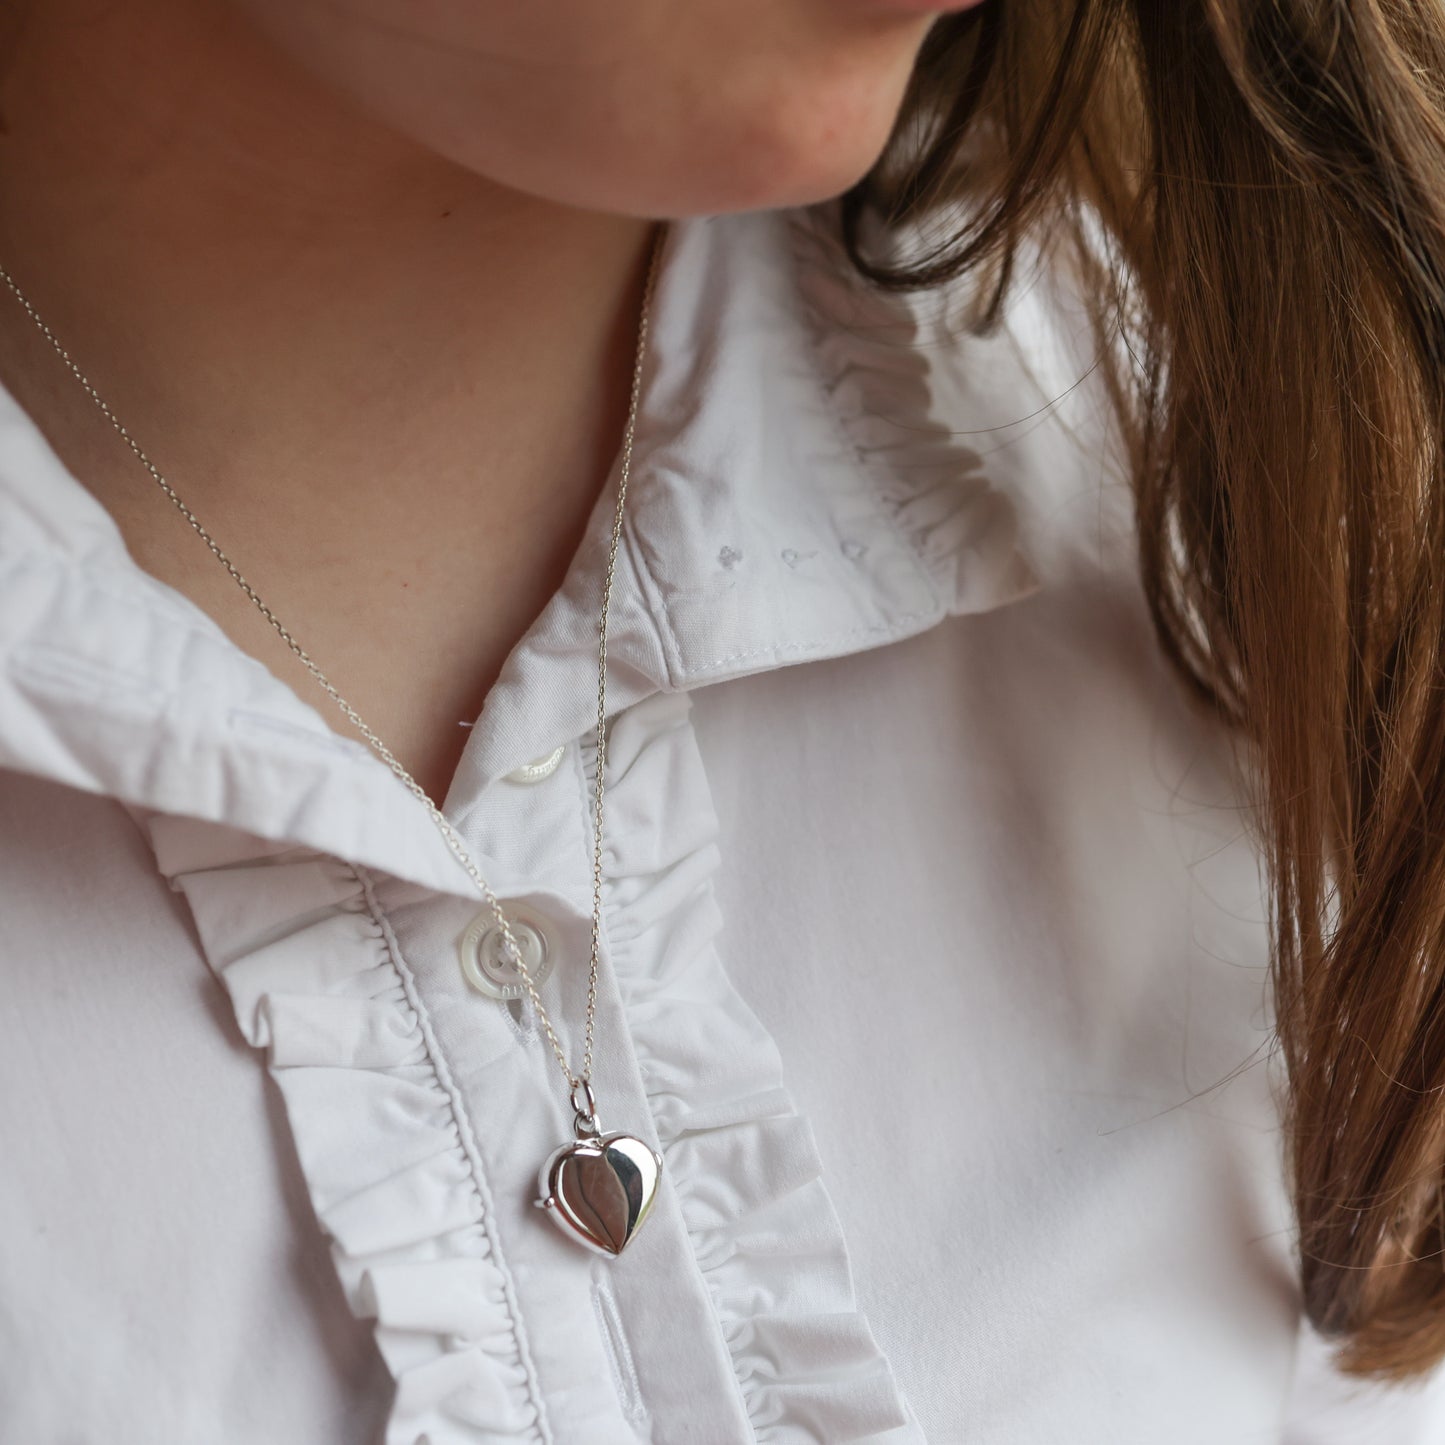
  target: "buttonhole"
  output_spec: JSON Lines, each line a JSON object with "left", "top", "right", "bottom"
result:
{"left": 506, "top": 996, "right": 537, "bottom": 1043}
{"left": 228, "top": 709, "right": 370, "bottom": 758}
{"left": 592, "top": 1277, "right": 649, "bottom": 1426}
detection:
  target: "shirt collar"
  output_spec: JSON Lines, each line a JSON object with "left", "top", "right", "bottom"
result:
{"left": 0, "top": 197, "right": 1038, "bottom": 899}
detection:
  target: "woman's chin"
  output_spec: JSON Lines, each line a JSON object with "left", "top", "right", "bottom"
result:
{"left": 226, "top": 0, "right": 934, "bottom": 220}
{"left": 499, "top": 79, "right": 916, "bottom": 219}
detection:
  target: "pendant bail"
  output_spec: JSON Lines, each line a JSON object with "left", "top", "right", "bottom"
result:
{"left": 570, "top": 1077, "right": 602, "bottom": 1138}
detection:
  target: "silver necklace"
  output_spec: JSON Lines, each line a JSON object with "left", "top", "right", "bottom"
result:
{"left": 0, "top": 220, "right": 670, "bottom": 1258}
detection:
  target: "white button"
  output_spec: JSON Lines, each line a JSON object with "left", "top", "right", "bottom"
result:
{"left": 504, "top": 746, "right": 566, "bottom": 784}
{"left": 458, "top": 901, "right": 555, "bottom": 1000}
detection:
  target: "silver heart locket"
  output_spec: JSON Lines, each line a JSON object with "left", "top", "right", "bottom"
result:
{"left": 536, "top": 1131, "right": 664, "bottom": 1257}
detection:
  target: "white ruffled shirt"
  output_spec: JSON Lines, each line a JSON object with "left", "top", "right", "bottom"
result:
{"left": 2, "top": 197, "right": 1443, "bottom": 1444}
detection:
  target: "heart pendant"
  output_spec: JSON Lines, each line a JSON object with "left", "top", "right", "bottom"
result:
{"left": 536, "top": 1132, "right": 664, "bottom": 1257}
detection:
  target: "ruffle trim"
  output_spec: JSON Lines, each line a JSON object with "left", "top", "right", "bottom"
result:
{"left": 590, "top": 689, "right": 918, "bottom": 1443}
{"left": 148, "top": 821, "right": 549, "bottom": 1445}
{"left": 786, "top": 199, "right": 1039, "bottom": 617}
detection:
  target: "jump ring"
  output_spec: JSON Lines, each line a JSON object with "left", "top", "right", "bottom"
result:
{"left": 570, "top": 1078, "right": 601, "bottom": 1136}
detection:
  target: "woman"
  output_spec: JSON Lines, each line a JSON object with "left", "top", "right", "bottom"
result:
{"left": 2, "top": 0, "right": 1443, "bottom": 1439}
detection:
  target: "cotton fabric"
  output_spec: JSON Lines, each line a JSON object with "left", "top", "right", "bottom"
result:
{"left": 2, "top": 196, "right": 1442, "bottom": 1443}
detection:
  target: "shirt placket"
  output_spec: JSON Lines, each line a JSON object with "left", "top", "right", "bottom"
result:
{"left": 371, "top": 706, "right": 758, "bottom": 1445}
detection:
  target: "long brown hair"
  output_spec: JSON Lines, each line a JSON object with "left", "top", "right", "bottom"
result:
{"left": 849, "top": 0, "right": 1445, "bottom": 1384}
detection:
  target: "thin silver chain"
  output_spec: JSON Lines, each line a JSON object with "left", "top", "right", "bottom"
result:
{"left": 0, "top": 221, "right": 668, "bottom": 1133}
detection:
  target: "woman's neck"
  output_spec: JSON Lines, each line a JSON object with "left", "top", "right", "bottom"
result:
{"left": 0, "top": 0, "right": 656, "bottom": 496}
{"left": 0, "top": 0, "right": 660, "bottom": 802}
